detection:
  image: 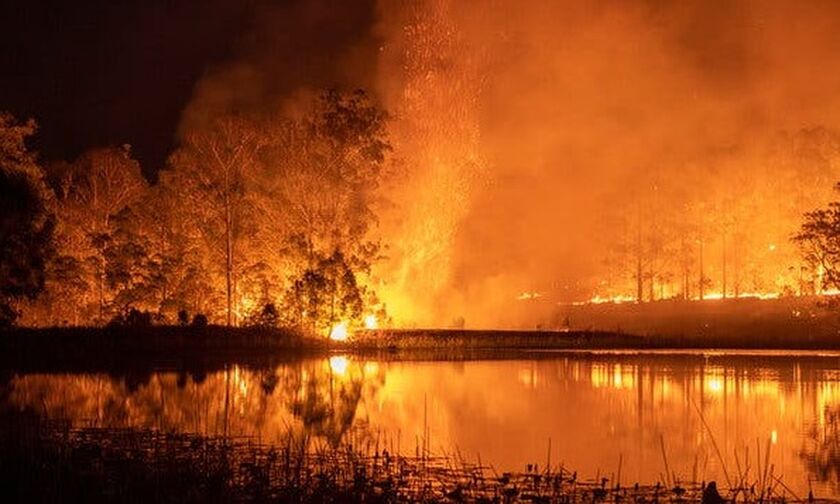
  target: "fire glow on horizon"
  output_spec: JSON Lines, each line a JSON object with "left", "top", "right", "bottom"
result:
{"left": 10, "top": 1, "right": 840, "bottom": 331}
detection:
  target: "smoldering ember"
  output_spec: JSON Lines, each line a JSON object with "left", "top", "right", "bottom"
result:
{"left": 7, "top": 1, "right": 840, "bottom": 503}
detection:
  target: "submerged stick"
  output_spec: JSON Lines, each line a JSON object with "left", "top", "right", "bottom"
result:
{"left": 546, "top": 437, "right": 552, "bottom": 477}
{"left": 757, "top": 438, "right": 762, "bottom": 495}
{"left": 660, "top": 435, "right": 672, "bottom": 489}
{"left": 763, "top": 437, "right": 772, "bottom": 498}
{"left": 690, "top": 397, "right": 732, "bottom": 489}
{"left": 617, "top": 452, "right": 623, "bottom": 489}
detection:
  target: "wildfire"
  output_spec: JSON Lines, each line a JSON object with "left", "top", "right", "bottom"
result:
{"left": 329, "top": 321, "right": 349, "bottom": 341}
{"left": 572, "top": 294, "right": 638, "bottom": 306}
{"left": 571, "top": 290, "right": 796, "bottom": 306}
{"left": 702, "top": 291, "right": 781, "bottom": 301}
{"left": 234, "top": 295, "right": 257, "bottom": 322}
{"left": 516, "top": 291, "right": 542, "bottom": 301}
{"left": 363, "top": 314, "right": 378, "bottom": 330}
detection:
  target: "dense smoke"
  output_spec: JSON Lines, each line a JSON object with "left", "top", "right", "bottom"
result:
{"left": 178, "top": 0, "right": 382, "bottom": 134}
{"left": 179, "top": 0, "right": 840, "bottom": 328}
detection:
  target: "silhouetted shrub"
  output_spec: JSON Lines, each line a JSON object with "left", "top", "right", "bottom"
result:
{"left": 191, "top": 313, "right": 208, "bottom": 329}
{"left": 244, "top": 303, "right": 280, "bottom": 328}
{"left": 177, "top": 310, "right": 189, "bottom": 326}
{"left": 0, "top": 304, "right": 18, "bottom": 329}
{"left": 108, "top": 308, "right": 152, "bottom": 328}
{"left": 283, "top": 250, "right": 364, "bottom": 334}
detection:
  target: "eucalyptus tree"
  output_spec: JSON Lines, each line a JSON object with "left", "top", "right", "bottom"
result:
{"left": 165, "top": 116, "right": 268, "bottom": 326}
{"left": 263, "top": 90, "right": 391, "bottom": 333}
{"left": 51, "top": 145, "right": 147, "bottom": 323}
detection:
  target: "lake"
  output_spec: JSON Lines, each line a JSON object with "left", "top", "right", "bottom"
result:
{"left": 4, "top": 350, "right": 840, "bottom": 498}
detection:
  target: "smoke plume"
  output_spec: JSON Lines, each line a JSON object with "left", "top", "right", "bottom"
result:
{"left": 180, "top": 0, "right": 840, "bottom": 328}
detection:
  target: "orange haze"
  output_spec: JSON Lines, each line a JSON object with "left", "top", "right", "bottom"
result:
{"left": 181, "top": 0, "right": 840, "bottom": 328}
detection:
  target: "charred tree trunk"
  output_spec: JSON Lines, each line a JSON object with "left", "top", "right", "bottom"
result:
{"left": 223, "top": 167, "right": 234, "bottom": 327}
{"left": 97, "top": 262, "right": 104, "bottom": 323}
{"left": 699, "top": 238, "right": 705, "bottom": 301}
{"left": 681, "top": 235, "right": 689, "bottom": 300}
{"left": 733, "top": 233, "right": 740, "bottom": 297}
{"left": 636, "top": 255, "right": 643, "bottom": 303}
{"left": 648, "top": 265, "right": 655, "bottom": 302}
{"left": 225, "top": 202, "right": 233, "bottom": 327}
{"left": 636, "top": 203, "right": 643, "bottom": 303}
{"left": 721, "top": 232, "right": 727, "bottom": 299}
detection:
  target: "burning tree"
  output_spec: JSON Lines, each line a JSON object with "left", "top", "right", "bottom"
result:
{"left": 0, "top": 89, "right": 392, "bottom": 331}
{"left": 284, "top": 250, "right": 366, "bottom": 335}
{"left": 158, "top": 90, "right": 390, "bottom": 332}
{"left": 267, "top": 90, "right": 390, "bottom": 267}
{"left": 594, "top": 127, "right": 840, "bottom": 304}
{"left": 165, "top": 116, "right": 268, "bottom": 326}
{"left": 47, "top": 146, "right": 147, "bottom": 323}
{"left": 262, "top": 90, "right": 391, "bottom": 334}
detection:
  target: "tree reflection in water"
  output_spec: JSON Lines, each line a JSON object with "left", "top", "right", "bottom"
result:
{"left": 287, "top": 356, "right": 371, "bottom": 445}
{"left": 803, "top": 405, "right": 840, "bottom": 491}
{"left": 16, "top": 353, "right": 840, "bottom": 499}
{"left": 3, "top": 357, "right": 385, "bottom": 446}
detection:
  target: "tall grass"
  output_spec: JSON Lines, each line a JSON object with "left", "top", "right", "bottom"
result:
{"left": 0, "top": 406, "right": 819, "bottom": 503}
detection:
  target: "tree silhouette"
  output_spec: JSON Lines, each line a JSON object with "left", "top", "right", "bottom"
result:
{"left": 794, "top": 183, "right": 840, "bottom": 292}
{"left": 285, "top": 250, "right": 365, "bottom": 335}
{"left": 0, "top": 113, "right": 54, "bottom": 326}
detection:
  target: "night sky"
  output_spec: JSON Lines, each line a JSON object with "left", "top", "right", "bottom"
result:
{"left": 0, "top": 0, "right": 381, "bottom": 179}
{"left": 0, "top": 1, "right": 256, "bottom": 177}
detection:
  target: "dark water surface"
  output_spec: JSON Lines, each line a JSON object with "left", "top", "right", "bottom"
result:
{"left": 5, "top": 351, "right": 840, "bottom": 497}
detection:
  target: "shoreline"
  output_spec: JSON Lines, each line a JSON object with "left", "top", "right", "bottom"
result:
{"left": 3, "top": 325, "right": 840, "bottom": 373}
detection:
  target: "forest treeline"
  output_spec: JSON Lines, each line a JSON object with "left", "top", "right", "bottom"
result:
{"left": 597, "top": 126, "right": 840, "bottom": 303}
{"left": 7, "top": 90, "right": 840, "bottom": 333}
{"left": 0, "top": 89, "right": 392, "bottom": 333}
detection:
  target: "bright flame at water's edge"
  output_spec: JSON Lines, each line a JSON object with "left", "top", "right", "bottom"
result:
{"left": 329, "top": 322, "right": 349, "bottom": 341}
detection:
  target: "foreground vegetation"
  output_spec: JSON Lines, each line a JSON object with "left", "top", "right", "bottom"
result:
{"left": 0, "top": 405, "right": 819, "bottom": 504}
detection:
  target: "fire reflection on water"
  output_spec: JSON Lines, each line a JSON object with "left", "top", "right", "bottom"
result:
{"left": 6, "top": 353, "right": 840, "bottom": 496}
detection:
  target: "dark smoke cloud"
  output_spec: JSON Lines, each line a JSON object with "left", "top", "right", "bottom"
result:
{"left": 179, "top": 0, "right": 382, "bottom": 134}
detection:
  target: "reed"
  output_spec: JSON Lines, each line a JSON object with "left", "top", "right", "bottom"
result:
{"left": 0, "top": 410, "right": 829, "bottom": 503}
